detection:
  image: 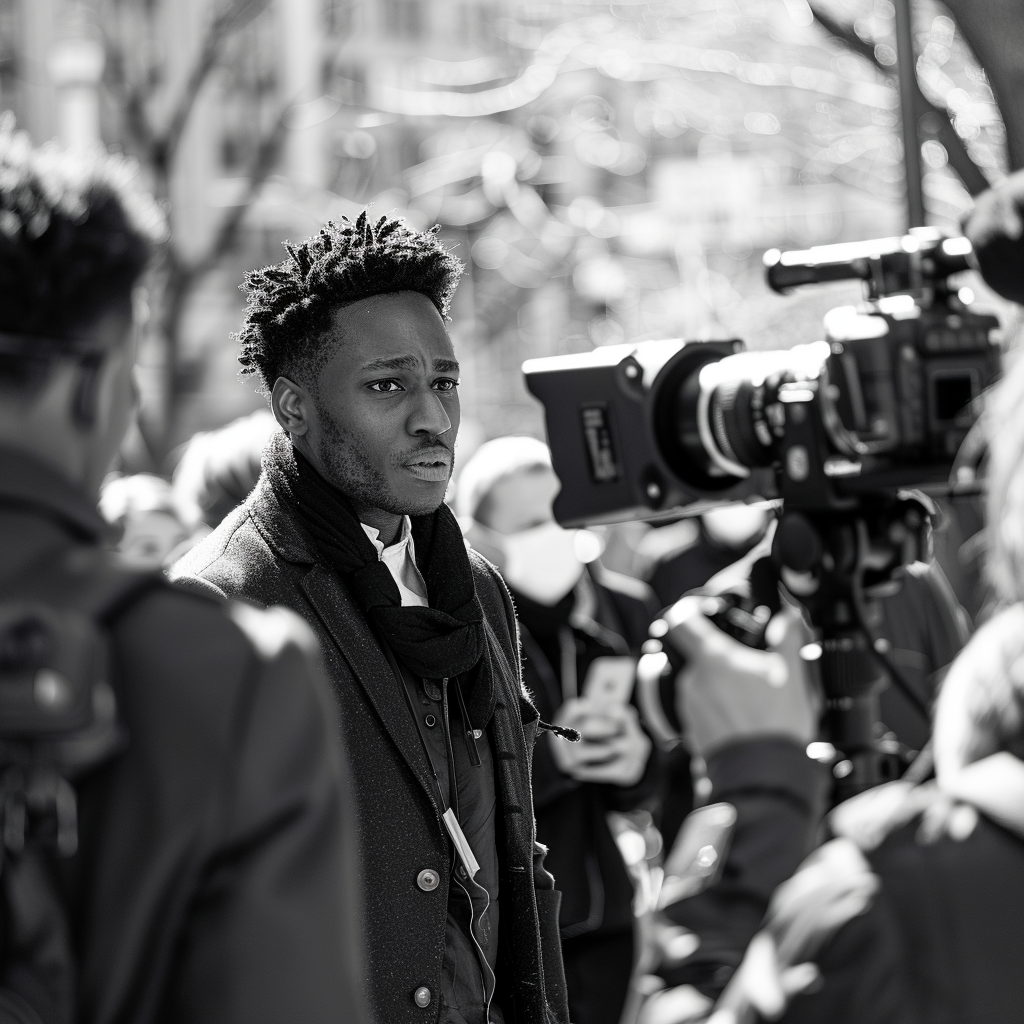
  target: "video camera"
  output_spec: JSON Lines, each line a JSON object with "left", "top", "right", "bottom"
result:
{"left": 524, "top": 229, "right": 1002, "bottom": 797}
{"left": 524, "top": 229, "right": 998, "bottom": 524}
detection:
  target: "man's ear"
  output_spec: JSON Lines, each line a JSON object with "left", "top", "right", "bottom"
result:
{"left": 271, "top": 376, "right": 311, "bottom": 437}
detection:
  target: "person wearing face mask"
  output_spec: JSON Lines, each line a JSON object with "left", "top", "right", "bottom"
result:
{"left": 459, "top": 436, "right": 660, "bottom": 1024}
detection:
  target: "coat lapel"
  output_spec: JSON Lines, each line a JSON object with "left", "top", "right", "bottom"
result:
{"left": 247, "top": 476, "right": 441, "bottom": 813}
{"left": 298, "top": 564, "right": 441, "bottom": 813}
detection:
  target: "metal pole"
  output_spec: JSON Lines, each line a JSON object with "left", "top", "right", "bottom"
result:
{"left": 894, "top": 0, "right": 925, "bottom": 228}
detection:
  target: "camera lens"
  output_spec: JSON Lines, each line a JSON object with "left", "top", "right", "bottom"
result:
{"left": 707, "top": 378, "right": 775, "bottom": 470}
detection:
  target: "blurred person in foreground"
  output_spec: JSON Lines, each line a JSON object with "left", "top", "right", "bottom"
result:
{"left": 98, "top": 472, "right": 190, "bottom": 567}
{"left": 0, "top": 124, "right": 366, "bottom": 1022}
{"left": 458, "top": 436, "right": 660, "bottom": 1024}
{"left": 171, "top": 215, "right": 570, "bottom": 1024}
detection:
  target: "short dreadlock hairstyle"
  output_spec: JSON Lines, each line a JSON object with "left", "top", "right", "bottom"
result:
{"left": 236, "top": 211, "right": 464, "bottom": 394}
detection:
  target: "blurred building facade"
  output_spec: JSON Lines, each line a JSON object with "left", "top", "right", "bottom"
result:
{"left": 0, "top": 0, "right": 1006, "bottom": 461}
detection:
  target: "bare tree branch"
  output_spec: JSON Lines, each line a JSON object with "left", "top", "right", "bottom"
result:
{"left": 157, "top": 0, "right": 273, "bottom": 171}
{"left": 809, "top": 2, "right": 991, "bottom": 197}
{"left": 190, "top": 105, "right": 289, "bottom": 278}
{"left": 100, "top": 35, "right": 158, "bottom": 160}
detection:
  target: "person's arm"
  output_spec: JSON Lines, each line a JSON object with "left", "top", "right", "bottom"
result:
{"left": 167, "top": 605, "right": 368, "bottom": 1024}
{"left": 657, "top": 598, "right": 828, "bottom": 991}
{"left": 602, "top": 727, "right": 662, "bottom": 812}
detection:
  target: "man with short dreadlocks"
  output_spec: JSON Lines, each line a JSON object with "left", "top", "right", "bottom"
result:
{"left": 171, "top": 213, "right": 571, "bottom": 1024}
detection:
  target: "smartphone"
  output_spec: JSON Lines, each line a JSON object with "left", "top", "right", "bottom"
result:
{"left": 581, "top": 656, "right": 636, "bottom": 706}
{"left": 658, "top": 802, "right": 737, "bottom": 908}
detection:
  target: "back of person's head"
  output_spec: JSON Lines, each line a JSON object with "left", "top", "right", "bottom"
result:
{"left": 235, "top": 211, "right": 463, "bottom": 397}
{"left": 0, "top": 118, "right": 165, "bottom": 494}
{"left": 173, "top": 410, "right": 279, "bottom": 529}
{"left": 455, "top": 435, "right": 552, "bottom": 526}
{"left": 0, "top": 116, "right": 164, "bottom": 396}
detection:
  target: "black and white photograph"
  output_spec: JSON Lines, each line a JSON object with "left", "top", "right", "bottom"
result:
{"left": 0, "top": 0, "right": 1022, "bottom": 1021}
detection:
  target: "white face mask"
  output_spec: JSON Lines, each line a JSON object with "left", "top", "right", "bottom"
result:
{"left": 499, "top": 521, "right": 585, "bottom": 606}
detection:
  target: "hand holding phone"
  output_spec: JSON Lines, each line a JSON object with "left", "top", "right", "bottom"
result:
{"left": 581, "top": 656, "right": 636, "bottom": 706}
{"left": 550, "top": 693, "right": 651, "bottom": 788}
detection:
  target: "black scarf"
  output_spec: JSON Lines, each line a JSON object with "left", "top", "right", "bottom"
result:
{"left": 263, "top": 433, "right": 495, "bottom": 728}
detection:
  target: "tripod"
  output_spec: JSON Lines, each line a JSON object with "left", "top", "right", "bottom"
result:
{"left": 773, "top": 496, "right": 933, "bottom": 801}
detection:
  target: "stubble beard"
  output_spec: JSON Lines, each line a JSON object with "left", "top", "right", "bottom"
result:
{"left": 314, "top": 406, "right": 447, "bottom": 517}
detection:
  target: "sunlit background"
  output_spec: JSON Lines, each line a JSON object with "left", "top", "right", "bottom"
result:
{"left": 0, "top": 0, "right": 1014, "bottom": 472}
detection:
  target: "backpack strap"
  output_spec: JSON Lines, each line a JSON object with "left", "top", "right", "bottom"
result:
{"left": 0, "top": 548, "right": 163, "bottom": 839}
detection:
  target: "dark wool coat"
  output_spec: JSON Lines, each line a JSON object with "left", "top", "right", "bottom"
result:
{"left": 170, "top": 475, "right": 570, "bottom": 1024}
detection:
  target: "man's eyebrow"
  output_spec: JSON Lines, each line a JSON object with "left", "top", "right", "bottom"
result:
{"left": 359, "top": 355, "right": 420, "bottom": 373}
{"left": 356, "top": 358, "right": 460, "bottom": 378}
{"left": 359, "top": 355, "right": 461, "bottom": 374}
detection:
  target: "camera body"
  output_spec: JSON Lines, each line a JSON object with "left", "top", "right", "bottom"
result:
{"left": 523, "top": 338, "right": 761, "bottom": 526}
{"left": 524, "top": 231, "right": 1000, "bottom": 525}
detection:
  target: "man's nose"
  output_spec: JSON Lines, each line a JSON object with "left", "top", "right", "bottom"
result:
{"left": 408, "top": 386, "right": 452, "bottom": 437}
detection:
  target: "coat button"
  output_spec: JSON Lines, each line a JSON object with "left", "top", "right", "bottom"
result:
{"left": 416, "top": 868, "right": 440, "bottom": 892}
{"left": 424, "top": 714, "right": 437, "bottom": 728}
{"left": 413, "top": 985, "right": 432, "bottom": 1008}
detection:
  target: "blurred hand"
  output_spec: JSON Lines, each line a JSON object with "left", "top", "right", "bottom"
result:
{"left": 638, "top": 934, "right": 818, "bottom": 1024}
{"left": 964, "top": 169, "right": 1024, "bottom": 303}
{"left": 709, "top": 932, "right": 820, "bottom": 1024}
{"left": 638, "top": 984, "right": 713, "bottom": 1024}
{"left": 965, "top": 169, "right": 1024, "bottom": 247}
{"left": 663, "top": 597, "right": 818, "bottom": 758}
{"left": 829, "top": 780, "right": 923, "bottom": 852}
{"left": 549, "top": 697, "right": 652, "bottom": 787}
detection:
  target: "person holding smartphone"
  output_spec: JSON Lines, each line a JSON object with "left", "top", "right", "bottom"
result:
{"left": 459, "top": 436, "right": 659, "bottom": 1024}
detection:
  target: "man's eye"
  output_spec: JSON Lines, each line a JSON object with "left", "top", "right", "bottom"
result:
{"left": 433, "top": 378, "right": 460, "bottom": 392}
{"left": 367, "top": 379, "right": 404, "bottom": 393}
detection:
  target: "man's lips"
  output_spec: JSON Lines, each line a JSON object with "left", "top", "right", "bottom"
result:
{"left": 403, "top": 449, "right": 452, "bottom": 482}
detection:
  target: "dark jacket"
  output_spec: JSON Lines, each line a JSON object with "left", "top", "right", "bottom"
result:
{"left": 0, "top": 449, "right": 365, "bottom": 1024}
{"left": 170, "top": 475, "right": 570, "bottom": 1024}
{"left": 782, "top": 812, "right": 1024, "bottom": 1024}
{"left": 520, "top": 567, "right": 660, "bottom": 939}
{"left": 659, "top": 738, "right": 829, "bottom": 993}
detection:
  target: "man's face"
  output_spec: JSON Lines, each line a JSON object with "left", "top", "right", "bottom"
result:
{"left": 305, "top": 291, "right": 461, "bottom": 517}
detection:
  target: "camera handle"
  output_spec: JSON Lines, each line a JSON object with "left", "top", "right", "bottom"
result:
{"left": 775, "top": 499, "right": 931, "bottom": 801}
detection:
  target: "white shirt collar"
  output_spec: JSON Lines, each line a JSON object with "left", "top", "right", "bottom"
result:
{"left": 360, "top": 517, "right": 428, "bottom": 608}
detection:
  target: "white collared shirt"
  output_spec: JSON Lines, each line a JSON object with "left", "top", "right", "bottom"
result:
{"left": 361, "top": 517, "right": 429, "bottom": 608}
